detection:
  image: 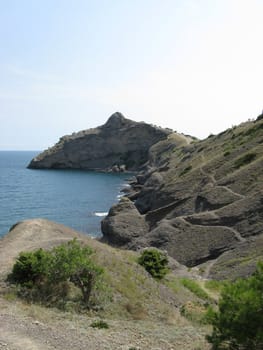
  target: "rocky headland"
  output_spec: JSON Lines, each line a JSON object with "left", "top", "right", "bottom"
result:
{"left": 1, "top": 112, "right": 263, "bottom": 349}
{"left": 102, "top": 114, "right": 263, "bottom": 279}
{"left": 28, "top": 112, "right": 172, "bottom": 171}
{"left": 27, "top": 112, "right": 263, "bottom": 280}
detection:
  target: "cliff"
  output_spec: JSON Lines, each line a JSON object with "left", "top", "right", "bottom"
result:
{"left": 28, "top": 112, "right": 172, "bottom": 171}
{"left": 102, "top": 114, "right": 263, "bottom": 279}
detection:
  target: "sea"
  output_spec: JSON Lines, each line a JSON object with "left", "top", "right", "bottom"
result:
{"left": 0, "top": 151, "right": 130, "bottom": 238}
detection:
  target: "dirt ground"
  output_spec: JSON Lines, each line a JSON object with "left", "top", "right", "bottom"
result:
{"left": 0, "top": 219, "right": 209, "bottom": 350}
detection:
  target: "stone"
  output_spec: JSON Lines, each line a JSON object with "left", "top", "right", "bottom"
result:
{"left": 101, "top": 197, "right": 149, "bottom": 247}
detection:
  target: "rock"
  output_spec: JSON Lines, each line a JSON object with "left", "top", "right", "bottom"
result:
{"left": 28, "top": 112, "right": 171, "bottom": 171}
{"left": 101, "top": 197, "right": 149, "bottom": 247}
{"left": 0, "top": 219, "right": 83, "bottom": 277}
{"left": 207, "top": 234, "right": 263, "bottom": 280}
{"left": 102, "top": 116, "right": 263, "bottom": 276}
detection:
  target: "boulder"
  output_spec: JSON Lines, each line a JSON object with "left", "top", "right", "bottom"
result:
{"left": 101, "top": 197, "right": 148, "bottom": 247}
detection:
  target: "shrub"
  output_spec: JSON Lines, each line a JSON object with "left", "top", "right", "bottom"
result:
{"left": 8, "top": 239, "right": 104, "bottom": 308}
{"left": 206, "top": 261, "right": 263, "bottom": 349}
{"left": 234, "top": 152, "right": 257, "bottom": 169}
{"left": 48, "top": 240, "right": 104, "bottom": 305}
{"left": 90, "top": 319, "right": 109, "bottom": 329}
{"left": 8, "top": 248, "right": 51, "bottom": 287}
{"left": 138, "top": 249, "right": 169, "bottom": 279}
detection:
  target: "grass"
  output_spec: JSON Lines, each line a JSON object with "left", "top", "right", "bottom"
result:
{"left": 180, "top": 301, "right": 208, "bottom": 325}
{"left": 234, "top": 152, "right": 257, "bottom": 169}
{"left": 180, "top": 278, "right": 211, "bottom": 301}
{"left": 204, "top": 280, "right": 226, "bottom": 293}
{"left": 179, "top": 165, "right": 192, "bottom": 177}
{"left": 164, "top": 276, "right": 181, "bottom": 293}
{"left": 242, "top": 122, "right": 263, "bottom": 137}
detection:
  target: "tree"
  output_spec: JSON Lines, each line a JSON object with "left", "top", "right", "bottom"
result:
{"left": 138, "top": 248, "right": 169, "bottom": 279}
{"left": 49, "top": 240, "right": 104, "bottom": 304}
{"left": 206, "top": 261, "right": 263, "bottom": 350}
{"left": 8, "top": 239, "right": 104, "bottom": 308}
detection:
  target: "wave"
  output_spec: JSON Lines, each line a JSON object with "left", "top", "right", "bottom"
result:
{"left": 94, "top": 212, "right": 108, "bottom": 217}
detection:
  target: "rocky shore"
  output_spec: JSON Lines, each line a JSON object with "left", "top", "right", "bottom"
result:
{"left": 27, "top": 112, "right": 263, "bottom": 280}
{"left": 102, "top": 115, "right": 263, "bottom": 279}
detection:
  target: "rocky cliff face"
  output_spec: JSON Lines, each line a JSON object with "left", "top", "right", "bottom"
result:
{"left": 102, "top": 115, "right": 263, "bottom": 279}
{"left": 28, "top": 112, "right": 172, "bottom": 171}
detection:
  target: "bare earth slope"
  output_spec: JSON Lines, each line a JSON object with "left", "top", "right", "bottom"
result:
{"left": 0, "top": 219, "right": 209, "bottom": 350}
{"left": 102, "top": 115, "right": 263, "bottom": 279}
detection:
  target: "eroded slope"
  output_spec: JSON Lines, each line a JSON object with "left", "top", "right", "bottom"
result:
{"left": 102, "top": 115, "right": 263, "bottom": 279}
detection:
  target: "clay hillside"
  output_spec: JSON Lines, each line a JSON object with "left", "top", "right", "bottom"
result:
{"left": 102, "top": 114, "right": 263, "bottom": 280}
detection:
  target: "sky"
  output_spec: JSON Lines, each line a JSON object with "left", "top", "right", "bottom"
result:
{"left": 1, "top": 0, "right": 263, "bottom": 150}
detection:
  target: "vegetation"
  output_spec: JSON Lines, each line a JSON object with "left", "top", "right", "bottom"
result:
{"left": 204, "top": 279, "right": 226, "bottom": 293}
{"left": 8, "top": 239, "right": 104, "bottom": 309}
{"left": 138, "top": 249, "right": 169, "bottom": 279}
{"left": 234, "top": 152, "right": 257, "bottom": 169}
{"left": 206, "top": 261, "right": 263, "bottom": 349}
{"left": 180, "top": 278, "right": 211, "bottom": 301}
{"left": 179, "top": 165, "right": 192, "bottom": 177}
{"left": 180, "top": 301, "right": 208, "bottom": 324}
{"left": 90, "top": 319, "right": 109, "bottom": 329}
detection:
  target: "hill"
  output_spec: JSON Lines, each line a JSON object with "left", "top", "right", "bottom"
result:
{"left": 102, "top": 114, "right": 263, "bottom": 280}
{"left": 27, "top": 112, "right": 172, "bottom": 171}
{"left": 0, "top": 219, "right": 210, "bottom": 350}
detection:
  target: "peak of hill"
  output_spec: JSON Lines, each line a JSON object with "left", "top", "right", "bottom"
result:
{"left": 28, "top": 112, "right": 173, "bottom": 171}
{"left": 102, "top": 115, "right": 263, "bottom": 280}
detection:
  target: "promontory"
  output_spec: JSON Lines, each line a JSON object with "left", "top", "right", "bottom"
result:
{"left": 28, "top": 112, "right": 172, "bottom": 171}
{"left": 28, "top": 111, "right": 263, "bottom": 280}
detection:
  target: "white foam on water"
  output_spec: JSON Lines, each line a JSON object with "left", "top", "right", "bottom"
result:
{"left": 94, "top": 212, "right": 108, "bottom": 217}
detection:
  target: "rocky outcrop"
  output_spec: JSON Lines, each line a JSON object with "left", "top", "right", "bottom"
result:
{"left": 101, "top": 116, "right": 263, "bottom": 278}
{"left": 101, "top": 197, "right": 148, "bottom": 247}
{"left": 28, "top": 112, "right": 172, "bottom": 171}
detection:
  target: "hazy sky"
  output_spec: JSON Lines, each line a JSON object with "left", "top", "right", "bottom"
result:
{"left": 1, "top": 0, "right": 263, "bottom": 150}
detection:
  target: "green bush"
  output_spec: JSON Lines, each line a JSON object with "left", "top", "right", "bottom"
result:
{"left": 90, "top": 319, "right": 109, "bottom": 329}
{"left": 8, "top": 239, "right": 104, "bottom": 308}
{"left": 138, "top": 249, "right": 169, "bottom": 279}
{"left": 206, "top": 261, "right": 263, "bottom": 349}
{"left": 8, "top": 248, "right": 51, "bottom": 287}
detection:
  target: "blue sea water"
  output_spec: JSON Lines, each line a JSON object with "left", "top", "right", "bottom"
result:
{"left": 0, "top": 151, "right": 129, "bottom": 237}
